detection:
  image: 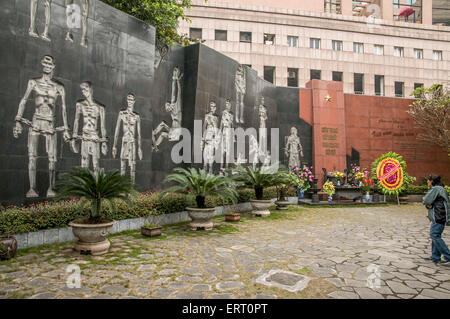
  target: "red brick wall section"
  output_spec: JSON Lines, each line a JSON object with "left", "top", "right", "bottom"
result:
{"left": 344, "top": 94, "right": 450, "bottom": 181}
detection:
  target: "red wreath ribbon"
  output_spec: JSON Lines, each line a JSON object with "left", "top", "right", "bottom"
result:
{"left": 376, "top": 158, "right": 404, "bottom": 191}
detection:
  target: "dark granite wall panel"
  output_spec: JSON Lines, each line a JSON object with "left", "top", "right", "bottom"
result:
{"left": 194, "top": 45, "right": 313, "bottom": 173}
{"left": 0, "top": 0, "right": 156, "bottom": 204}
{"left": 0, "top": 2, "right": 310, "bottom": 205}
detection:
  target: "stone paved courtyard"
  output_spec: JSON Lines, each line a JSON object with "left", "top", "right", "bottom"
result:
{"left": 1, "top": 203, "right": 450, "bottom": 299}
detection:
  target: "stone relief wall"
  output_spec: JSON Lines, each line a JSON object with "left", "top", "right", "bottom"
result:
{"left": 1, "top": 0, "right": 157, "bottom": 204}
{"left": 193, "top": 45, "right": 313, "bottom": 173}
{"left": 0, "top": 2, "right": 312, "bottom": 205}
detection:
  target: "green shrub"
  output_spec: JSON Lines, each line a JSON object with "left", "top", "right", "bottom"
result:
{"left": 402, "top": 185, "right": 429, "bottom": 195}
{"left": 1, "top": 186, "right": 298, "bottom": 235}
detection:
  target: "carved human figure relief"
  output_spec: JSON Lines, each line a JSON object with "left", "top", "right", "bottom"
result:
{"left": 29, "top": 0, "right": 52, "bottom": 41}
{"left": 235, "top": 65, "right": 246, "bottom": 124}
{"left": 249, "top": 134, "right": 259, "bottom": 169}
{"left": 219, "top": 99, "right": 235, "bottom": 171}
{"left": 112, "top": 93, "right": 143, "bottom": 183}
{"left": 202, "top": 101, "right": 220, "bottom": 174}
{"left": 285, "top": 127, "right": 304, "bottom": 171}
{"left": 71, "top": 82, "right": 108, "bottom": 175}
{"left": 258, "top": 96, "right": 268, "bottom": 155}
{"left": 65, "top": 0, "right": 90, "bottom": 47}
{"left": 152, "top": 67, "right": 183, "bottom": 151}
{"left": 13, "top": 55, "right": 71, "bottom": 198}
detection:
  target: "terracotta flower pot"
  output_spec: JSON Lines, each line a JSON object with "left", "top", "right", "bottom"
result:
{"left": 69, "top": 219, "right": 116, "bottom": 255}
{"left": 141, "top": 226, "right": 163, "bottom": 237}
{"left": 225, "top": 213, "right": 240, "bottom": 222}
{"left": 0, "top": 236, "right": 17, "bottom": 260}
{"left": 250, "top": 199, "right": 272, "bottom": 217}
{"left": 186, "top": 207, "right": 216, "bottom": 230}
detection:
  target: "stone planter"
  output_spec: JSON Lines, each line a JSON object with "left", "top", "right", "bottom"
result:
{"left": 275, "top": 200, "right": 290, "bottom": 210}
{"left": 69, "top": 219, "right": 116, "bottom": 255}
{"left": 225, "top": 213, "right": 240, "bottom": 222}
{"left": 0, "top": 236, "right": 17, "bottom": 260}
{"left": 141, "top": 226, "right": 162, "bottom": 237}
{"left": 250, "top": 199, "right": 272, "bottom": 217}
{"left": 186, "top": 207, "right": 215, "bottom": 230}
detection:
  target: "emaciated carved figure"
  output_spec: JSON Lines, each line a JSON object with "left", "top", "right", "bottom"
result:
{"left": 71, "top": 82, "right": 108, "bottom": 175}
{"left": 152, "top": 67, "right": 183, "bottom": 151}
{"left": 285, "top": 127, "right": 304, "bottom": 171}
{"left": 219, "top": 99, "right": 235, "bottom": 171}
{"left": 112, "top": 93, "right": 143, "bottom": 183}
{"left": 202, "top": 101, "right": 219, "bottom": 174}
{"left": 29, "top": 0, "right": 52, "bottom": 41}
{"left": 65, "top": 0, "right": 90, "bottom": 47}
{"left": 235, "top": 65, "right": 246, "bottom": 124}
{"left": 13, "top": 55, "right": 71, "bottom": 198}
{"left": 258, "top": 96, "right": 268, "bottom": 154}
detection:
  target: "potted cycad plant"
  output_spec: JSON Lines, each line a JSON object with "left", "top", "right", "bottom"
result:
{"left": 274, "top": 169, "right": 291, "bottom": 210}
{"left": 233, "top": 165, "right": 275, "bottom": 216}
{"left": 56, "top": 167, "right": 135, "bottom": 255}
{"left": 164, "top": 168, "right": 238, "bottom": 230}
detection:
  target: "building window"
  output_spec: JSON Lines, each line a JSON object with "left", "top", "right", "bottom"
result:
{"left": 215, "top": 30, "right": 227, "bottom": 41}
{"left": 324, "top": 0, "right": 342, "bottom": 14}
{"left": 264, "top": 33, "right": 275, "bottom": 45}
{"left": 414, "top": 48, "right": 423, "bottom": 59}
{"left": 414, "top": 83, "right": 424, "bottom": 98}
{"left": 332, "top": 40, "right": 343, "bottom": 51}
{"left": 354, "top": 73, "right": 364, "bottom": 94}
{"left": 375, "top": 75, "right": 385, "bottom": 96}
{"left": 374, "top": 45, "right": 384, "bottom": 56}
{"left": 287, "top": 36, "right": 298, "bottom": 47}
{"left": 264, "top": 66, "right": 275, "bottom": 84}
{"left": 310, "top": 69, "right": 321, "bottom": 80}
{"left": 332, "top": 71, "right": 343, "bottom": 82}
{"left": 394, "top": 46, "right": 404, "bottom": 57}
{"left": 287, "top": 68, "right": 299, "bottom": 87}
{"left": 395, "top": 81, "right": 404, "bottom": 97}
{"left": 189, "top": 28, "right": 202, "bottom": 40}
{"left": 310, "top": 38, "right": 321, "bottom": 49}
{"left": 393, "top": 0, "right": 400, "bottom": 8}
{"left": 240, "top": 31, "right": 252, "bottom": 43}
{"left": 353, "top": 42, "right": 364, "bottom": 53}
{"left": 433, "top": 50, "right": 443, "bottom": 61}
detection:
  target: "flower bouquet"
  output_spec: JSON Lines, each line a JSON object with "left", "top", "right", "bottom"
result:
{"left": 322, "top": 180, "right": 335, "bottom": 203}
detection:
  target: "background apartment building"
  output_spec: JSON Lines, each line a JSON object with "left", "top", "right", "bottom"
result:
{"left": 178, "top": 0, "right": 450, "bottom": 97}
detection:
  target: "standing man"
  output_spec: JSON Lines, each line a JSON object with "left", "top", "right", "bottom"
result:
{"left": 235, "top": 65, "right": 246, "bottom": 124}
{"left": 285, "top": 127, "right": 304, "bottom": 171}
{"left": 29, "top": 0, "right": 52, "bottom": 41}
{"left": 112, "top": 93, "right": 143, "bottom": 183}
{"left": 13, "top": 55, "right": 71, "bottom": 198}
{"left": 219, "top": 99, "right": 234, "bottom": 172}
{"left": 202, "top": 101, "right": 219, "bottom": 174}
{"left": 65, "top": 0, "right": 90, "bottom": 47}
{"left": 423, "top": 175, "right": 450, "bottom": 266}
{"left": 71, "top": 81, "right": 108, "bottom": 175}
